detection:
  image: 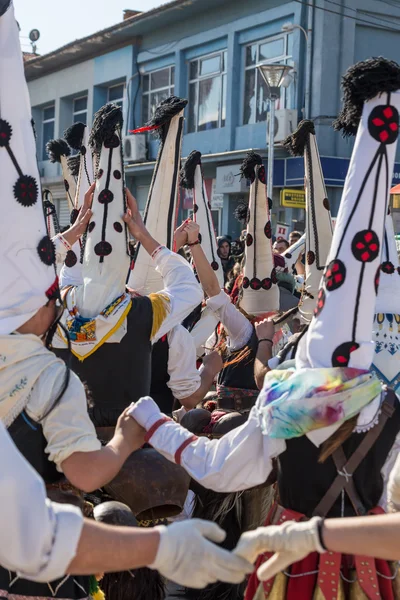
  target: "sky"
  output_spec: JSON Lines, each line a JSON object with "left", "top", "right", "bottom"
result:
{"left": 15, "top": 0, "right": 167, "bottom": 55}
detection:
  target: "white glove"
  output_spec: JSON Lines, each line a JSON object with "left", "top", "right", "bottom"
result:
{"left": 150, "top": 519, "right": 253, "bottom": 588}
{"left": 234, "top": 517, "right": 325, "bottom": 582}
{"left": 128, "top": 396, "right": 164, "bottom": 431}
{"left": 388, "top": 453, "right": 400, "bottom": 511}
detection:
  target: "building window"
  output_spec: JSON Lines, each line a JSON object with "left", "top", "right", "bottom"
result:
{"left": 42, "top": 104, "right": 55, "bottom": 161}
{"left": 188, "top": 50, "right": 227, "bottom": 133}
{"left": 108, "top": 83, "right": 125, "bottom": 108}
{"left": 142, "top": 66, "right": 175, "bottom": 122}
{"left": 73, "top": 96, "right": 88, "bottom": 125}
{"left": 243, "top": 34, "right": 293, "bottom": 125}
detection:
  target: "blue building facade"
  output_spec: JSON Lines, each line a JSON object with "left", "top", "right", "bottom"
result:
{"left": 25, "top": 0, "right": 400, "bottom": 239}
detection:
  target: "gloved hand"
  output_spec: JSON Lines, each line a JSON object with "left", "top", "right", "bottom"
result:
{"left": 234, "top": 517, "right": 325, "bottom": 582}
{"left": 127, "top": 396, "right": 165, "bottom": 431}
{"left": 388, "top": 453, "right": 400, "bottom": 512}
{"left": 150, "top": 519, "right": 253, "bottom": 588}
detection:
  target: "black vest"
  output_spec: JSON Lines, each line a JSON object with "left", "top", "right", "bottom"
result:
{"left": 278, "top": 393, "right": 400, "bottom": 518}
{"left": 55, "top": 296, "right": 153, "bottom": 427}
{"left": 8, "top": 411, "right": 62, "bottom": 484}
{"left": 150, "top": 335, "right": 174, "bottom": 415}
{"left": 218, "top": 329, "right": 258, "bottom": 390}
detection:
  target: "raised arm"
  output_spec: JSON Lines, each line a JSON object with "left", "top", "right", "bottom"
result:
{"left": 52, "top": 183, "right": 94, "bottom": 263}
{"left": 174, "top": 220, "right": 221, "bottom": 299}
{"left": 128, "top": 397, "right": 285, "bottom": 492}
{"left": 123, "top": 191, "right": 203, "bottom": 343}
{"left": 206, "top": 289, "right": 253, "bottom": 350}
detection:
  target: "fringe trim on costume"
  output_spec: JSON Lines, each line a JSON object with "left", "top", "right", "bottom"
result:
{"left": 46, "top": 138, "right": 71, "bottom": 162}
{"left": 180, "top": 150, "right": 202, "bottom": 189}
{"left": 282, "top": 120, "right": 315, "bottom": 157}
{"left": 149, "top": 293, "right": 171, "bottom": 340}
{"left": 64, "top": 121, "right": 86, "bottom": 151}
{"left": 334, "top": 57, "right": 400, "bottom": 136}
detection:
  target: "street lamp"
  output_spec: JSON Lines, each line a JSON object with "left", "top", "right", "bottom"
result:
{"left": 282, "top": 22, "right": 311, "bottom": 119}
{"left": 282, "top": 22, "right": 308, "bottom": 41}
{"left": 257, "top": 63, "right": 293, "bottom": 204}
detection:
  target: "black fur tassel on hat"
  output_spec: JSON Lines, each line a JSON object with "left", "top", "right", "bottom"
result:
{"left": 283, "top": 120, "right": 315, "bottom": 157}
{"left": 234, "top": 200, "right": 249, "bottom": 223}
{"left": 46, "top": 138, "right": 71, "bottom": 163}
{"left": 180, "top": 150, "right": 202, "bottom": 189}
{"left": 64, "top": 122, "right": 86, "bottom": 151}
{"left": 67, "top": 155, "right": 80, "bottom": 177}
{"left": 89, "top": 103, "right": 123, "bottom": 154}
{"left": 240, "top": 151, "right": 263, "bottom": 180}
{"left": 334, "top": 57, "right": 400, "bottom": 136}
{"left": 145, "top": 95, "right": 188, "bottom": 141}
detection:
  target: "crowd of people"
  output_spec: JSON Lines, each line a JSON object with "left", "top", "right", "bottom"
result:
{"left": 3, "top": 1, "right": 400, "bottom": 599}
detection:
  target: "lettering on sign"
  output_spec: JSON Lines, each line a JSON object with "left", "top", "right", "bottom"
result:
{"left": 280, "top": 188, "right": 306, "bottom": 209}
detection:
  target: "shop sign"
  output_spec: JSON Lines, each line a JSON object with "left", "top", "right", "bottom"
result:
{"left": 215, "top": 165, "right": 248, "bottom": 193}
{"left": 281, "top": 188, "right": 306, "bottom": 209}
{"left": 275, "top": 223, "right": 289, "bottom": 239}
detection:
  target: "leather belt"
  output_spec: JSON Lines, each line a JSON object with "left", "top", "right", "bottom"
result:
{"left": 217, "top": 394, "right": 256, "bottom": 412}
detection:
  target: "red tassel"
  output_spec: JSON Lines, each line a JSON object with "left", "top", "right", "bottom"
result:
{"left": 129, "top": 124, "right": 161, "bottom": 134}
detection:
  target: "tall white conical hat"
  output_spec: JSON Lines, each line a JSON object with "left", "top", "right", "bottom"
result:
{"left": 75, "top": 104, "right": 130, "bottom": 317}
{"left": 281, "top": 234, "right": 306, "bottom": 274}
{"left": 297, "top": 58, "right": 400, "bottom": 370}
{"left": 240, "top": 152, "right": 279, "bottom": 315}
{"left": 43, "top": 189, "right": 60, "bottom": 240}
{"left": 62, "top": 123, "right": 94, "bottom": 276}
{"left": 283, "top": 121, "right": 333, "bottom": 323}
{"left": 128, "top": 96, "right": 187, "bottom": 294}
{"left": 46, "top": 136, "right": 84, "bottom": 285}
{"left": 63, "top": 126, "right": 94, "bottom": 287}
{"left": 180, "top": 150, "right": 224, "bottom": 288}
{"left": 372, "top": 212, "right": 400, "bottom": 389}
{"left": 0, "top": 0, "right": 59, "bottom": 334}
{"left": 64, "top": 122, "right": 94, "bottom": 216}
{"left": 46, "top": 138, "right": 76, "bottom": 214}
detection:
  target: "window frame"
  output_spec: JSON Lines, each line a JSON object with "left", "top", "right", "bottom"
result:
{"left": 42, "top": 104, "right": 55, "bottom": 161}
{"left": 107, "top": 83, "right": 125, "bottom": 108}
{"left": 242, "top": 33, "right": 293, "bottom": 126}
{"left": 141, "top": 66, "right": 175, "bottom": 122}
{"left": 188, "top": 49, "right": 227, "bottom": 133}
{"left": 72, "top": 95, "right": 88, "bottom": 125}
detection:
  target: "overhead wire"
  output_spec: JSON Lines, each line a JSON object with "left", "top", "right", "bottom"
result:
{"left": 324, "top": 0, "right": 400, "bottom": 30}
{"left": 293, "top": 0, "right": 400, "bottom": 33}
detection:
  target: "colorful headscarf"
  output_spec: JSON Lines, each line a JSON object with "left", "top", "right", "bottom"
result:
{"left": 257, "top": 367, "right": 382, "bottom": 439}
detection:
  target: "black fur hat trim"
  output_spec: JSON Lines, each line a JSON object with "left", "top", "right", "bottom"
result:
{"left": 240, "top": 151, "right": 263, "bottom": 181}
{"left": 64, "top": 122, "right": 86, "bottom": 151}
{"left": 180, "top": 150, "right": 202, "bottom": 189}
{"left": 334, "top": 57, "right": 400, "bottom": 136}
{"left": 282, "top": 120, "right": 315, "bottom": 157}
{"left": 46, "top": 138, "right": 71, "bottom": 163}
{"left": 89, "top": 103, "right": 123, "bottom": 153}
